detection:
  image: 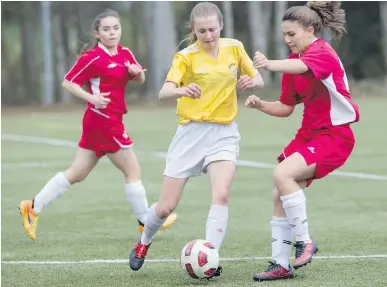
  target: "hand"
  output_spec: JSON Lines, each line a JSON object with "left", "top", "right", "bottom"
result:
{"left": 125, "top": 62, "right": 143, "bottom": 77}
{"left": 245, "top": 95, "right": 262, "bottom": 109}
{"left": 181, "top": 83, "right": 201, "bottom": 99}
{"left": 253, "top": 51, "right": 269, "bottom": 69}
{"left": 237, "top": 75, "right": 255, "bottom": 90}
{"left": 92, "top": 92, "right": 111, "bottom": 109}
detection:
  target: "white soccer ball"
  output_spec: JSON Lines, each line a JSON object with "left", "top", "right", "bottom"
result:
{"left": 180, "top": 239, "right": 220, "bottom": 279}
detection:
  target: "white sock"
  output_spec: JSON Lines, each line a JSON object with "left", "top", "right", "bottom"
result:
{"left": 141, "top": 203, "right": 167, "bottom": 245}
{"left": 280, "top": 190, "right": 310, "bottom": 242}
{"left": 33, "top": 172, "right": 71, "bottom": 214}
{"left": 205, "top": 204, "right": 228, "bottom": 250}
{"left": 271, "top": 216, "right": 292, "bottom": 269}
{"left": 124, "top": 181, "right": 149, "bottom": 224}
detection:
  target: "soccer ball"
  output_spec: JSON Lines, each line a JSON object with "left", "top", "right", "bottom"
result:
{"left": 180, "top": 239, "right": 220, "bottom": 279}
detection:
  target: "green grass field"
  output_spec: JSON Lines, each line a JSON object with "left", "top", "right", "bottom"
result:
{"left": 2, "top": 98, "right": 387, "bottom": 286}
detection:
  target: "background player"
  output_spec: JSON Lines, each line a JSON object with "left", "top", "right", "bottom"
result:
{"left": 128, "top": 2, "right": 264, "bottom": 278}
{"left": 245, "top": 1, "right": 360, "bottom": 281}
{"left": 19, "top": 9, "right": 176, "bottom": 241}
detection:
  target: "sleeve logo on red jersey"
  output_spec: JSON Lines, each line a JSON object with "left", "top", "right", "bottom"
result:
{"left": 307, "top": 147, "right": 316, "bottom": 154}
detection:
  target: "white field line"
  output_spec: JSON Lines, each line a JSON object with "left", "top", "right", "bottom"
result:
{"left": 2, "top": 162, "right": 69, "bottom": 170}
{"left": 2, "top": 161, "right": 111, "bottom": 170}
{"left": 2, "top": 133, "right": 387, "bottom": 181}
{"left": 2, "top": 254, "right": 387, "bottom": 265}
{"left": 2, "top": 158, "right": 114, "bottom": 170}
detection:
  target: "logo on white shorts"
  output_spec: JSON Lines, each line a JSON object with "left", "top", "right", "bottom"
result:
{"left": 307, "top": 147, "right": 316, "bottom": 154}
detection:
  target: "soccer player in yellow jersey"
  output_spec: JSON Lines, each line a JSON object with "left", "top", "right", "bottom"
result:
{"left": 129, "top": 2, "right": 264, "bottom": 277}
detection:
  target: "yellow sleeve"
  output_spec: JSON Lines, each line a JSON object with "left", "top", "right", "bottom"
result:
{"left": 237, "top": 42, "right": 258, "bottom": 78}
{"left": 165, "top": 53, "right": 189, "bottom": 86}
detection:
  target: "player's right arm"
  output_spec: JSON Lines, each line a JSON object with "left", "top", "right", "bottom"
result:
{"left": 159, "top": 53, "right": 201, "bottom": 101}
{"left": 159, "top": 82, "right": 201, "bottom": 101}
{"left": 245, "top": 73, "right": 296, "bottom": 117}
{"left": 62, "top": 53, "right": 110, "bottom": 108}
{"left": 245, "top": 97, "right": 294, "bottom": 118}
{"left": 62, "top": 81, "right": 105, "bottom": 106}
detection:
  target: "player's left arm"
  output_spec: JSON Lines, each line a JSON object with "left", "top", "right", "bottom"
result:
{"left": 124, "top": 48, "right": 147, "bottom": 84}
{"left": 125, "top": 63, "right": 146, "bottom": 84}
{"left": 132, "top": 70, "right": 146, "bottom": 84}
{"left": 237, "top": 43, "right": 264, "bottom": 90}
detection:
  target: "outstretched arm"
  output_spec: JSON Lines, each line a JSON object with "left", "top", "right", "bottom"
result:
{"left": 266, "top": 59, "right": 308, "bottom": 74}
{"left": 245, "top": 96, "right": 295, "bottom": 117}
{"left": 254, "top": 51, "right": 309, "bottom": 74}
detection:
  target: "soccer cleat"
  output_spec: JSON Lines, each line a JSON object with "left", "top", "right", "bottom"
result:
{"left": 207, "top": 265, "right": 223, "bottom": 280}
{"left": 293, "top": 240, "right": 318, "bottom": 269}
{"left": 19, "top": 200, "right": 39, "bottom": 241}
{"left": 160, "top": 213, "right": 177, "bottom": 231}
{"left": 253, "top": 261, "right": 294, "bottom": 282}
{"left": 129, "top": 236, "right": 151, "bottom": 271}
{"left": 138, "top": 213, "right": 177, "bottom": 233}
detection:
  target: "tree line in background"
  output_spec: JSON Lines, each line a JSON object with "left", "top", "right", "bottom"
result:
{"left": 1, "top": 1, "right": 387, "bottom": 106}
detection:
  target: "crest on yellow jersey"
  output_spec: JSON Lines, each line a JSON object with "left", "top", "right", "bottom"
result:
{"left": 228, "top": 62, "right": 237, "bottom": 79}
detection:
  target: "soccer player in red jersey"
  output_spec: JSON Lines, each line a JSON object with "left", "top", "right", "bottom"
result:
{"left": 19, "top": 10, "right": 176, "bottom": 241}
{"left": 245, "top": 2, "right": 360, "bottom": 281}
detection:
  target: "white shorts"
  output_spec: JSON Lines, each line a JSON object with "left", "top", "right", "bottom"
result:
{"left": 164, "top": 121, "right": 240, "bottom": 178}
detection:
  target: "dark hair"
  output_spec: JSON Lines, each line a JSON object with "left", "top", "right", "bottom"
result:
{"left": 181, "top": 2, "right": 223, "bottom": 46}
{"left": 282, "top": 1, "right": 346, "bottom": 40}
{"left": 80, "top": 9, "right": 120, "bottom": 55}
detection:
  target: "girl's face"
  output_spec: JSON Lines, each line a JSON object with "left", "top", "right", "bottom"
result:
{"left": 282, "top": 20, "right": 315, "bottom": 54}
{"left": 96, "top": 16, "right": 122, "bottom": 48}
{"left": 193, "top": 15, "right": 223, "bottom": 50}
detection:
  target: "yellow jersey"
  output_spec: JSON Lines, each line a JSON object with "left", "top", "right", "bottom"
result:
{"left": 165, "top": 38, "right": 258, "bottom": 124}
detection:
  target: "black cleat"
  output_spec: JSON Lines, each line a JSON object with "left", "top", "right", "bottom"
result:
{"left": 129, "top": 236, "right": 151, "bottom": 271}
{"left": 207, "top": 265, "right": 222, "bottom": 280}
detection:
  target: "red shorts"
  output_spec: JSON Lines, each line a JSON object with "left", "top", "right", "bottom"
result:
{"left": 78, "top": 109, "right": 133, "bottom": 158}
{"left": 277, "top": 125, "right": 355, "bottom": 187}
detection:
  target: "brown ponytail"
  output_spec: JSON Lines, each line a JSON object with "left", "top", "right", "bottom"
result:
{"left": 282, "top": 1, "right": 346, "bottom": 41}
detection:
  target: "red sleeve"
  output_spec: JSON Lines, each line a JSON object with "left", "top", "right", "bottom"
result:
{"left": 279, "top": 73, "right": 299, "bottom": 106}
{"left": 123, "top": 48, "right": 146, "bottom": 71}
{"left": 64, "top": 53, "right": 100, "bottom": 86}
{"left": 300, "top": 44, "right": 337, "bottom": 80}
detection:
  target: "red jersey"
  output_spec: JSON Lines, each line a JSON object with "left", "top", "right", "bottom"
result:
{"left": 279, "top": 39, "right": 360, "bottom": 129}
{"left": 65, "top": 42, "right": 144, "bottom": 119}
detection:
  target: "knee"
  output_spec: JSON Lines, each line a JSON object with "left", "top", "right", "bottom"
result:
{"left": 273, "top": 165, "right": 292, "bottom": 188}
{"left": 64, "top": 167, "right": 88, "bottom": 184}
{"left": 155, "top": 203, "right": 175, "bottom": 219}
{"left": 212, "top": 187, "right": 229, "bottom": 205}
